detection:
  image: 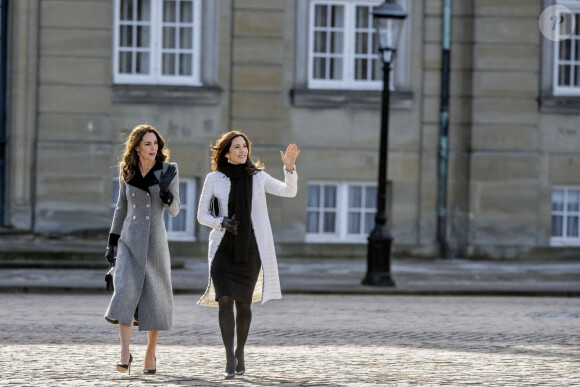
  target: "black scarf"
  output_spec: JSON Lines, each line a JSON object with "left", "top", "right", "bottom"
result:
{"left": 127, "top": 160, "right": 163, "bottom": 192}
{"left": 219, "top": 162, "right": 253, "bottom": 262}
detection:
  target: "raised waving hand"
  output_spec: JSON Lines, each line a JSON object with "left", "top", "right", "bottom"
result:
{"left": 280, "top": 144, "right": 300, "bottom": 172}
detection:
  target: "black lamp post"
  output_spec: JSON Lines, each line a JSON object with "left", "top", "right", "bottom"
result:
{"left": 362, "top": 0, "right": 406, "bottom": 287}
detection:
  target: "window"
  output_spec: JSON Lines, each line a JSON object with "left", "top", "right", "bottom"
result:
{"left": 163, "top": 179, "right": 196, "bottom": 241}
{"left": 540, "top": 1, "right": 580, "bottom": 111}
{"left": 551, "top": 187, "right": 580, "bottom": 246}
{"left": 292, "top": 0, "right": 411, "bottom": 107}
{"left": 111, "top": 178, "right": 197, "bottom": 241}
{"left": 307, "top": 183, "right": 338, "bottom": 234}
{"left": 113, "top": 0, "right": 202, "bottom": 85}
{"left": 308, "top": 0, "right": 382, "bottom": 90}
{"left": 306, "top": 182, "right": 378, "bottom": 242}
{"left": 553, "top": 4, "right": 580, "bottom": 95}
{"left": 346, "top": 184, "right": 377, "bottom": 234}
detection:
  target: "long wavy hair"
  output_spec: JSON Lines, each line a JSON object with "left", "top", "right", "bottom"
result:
{"left": 210, "top": 131, "right": 264, "bottom": 174}
{"left": 120, "top": 124, "right": 170, "bottom": 181}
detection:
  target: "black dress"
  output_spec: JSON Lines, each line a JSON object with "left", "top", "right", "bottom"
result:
{"left": 211, "top": 164, "right": 262, "bottom": 303}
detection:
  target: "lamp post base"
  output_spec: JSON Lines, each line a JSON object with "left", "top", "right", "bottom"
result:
{"left": 362, "top": 226, "right": 396, "bottom": 287}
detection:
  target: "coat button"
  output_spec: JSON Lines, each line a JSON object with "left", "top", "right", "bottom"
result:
{"left": 146, "top": 216, "right": 150, "bottom": 220}
{"left": 133, "top": 205, "right": 136, "bottom": 208}
{"left": 133, "top": 216, "right": 136, "bottom": 219}
{"left": 146, "top": 204, "right": 150, "bottom": 208}
{"left": 131, "top": 193, "right": 135, "bottom": 197}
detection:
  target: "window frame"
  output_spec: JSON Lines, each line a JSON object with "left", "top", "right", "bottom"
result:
{"left": 292, "top": 0, "right": 412, "bottom": 108}
{"left": 113, "top": 0, "right": 203, "bottom": 86}
{"left": 307, "top": 0, "right": 383, "bottom": 90}
{"left": 345, "top": 182, "right": 378, "bottom": 236}
{"left": 552, "top": 1, "right": 580, "bottom": 96}
{"left": 550, "top": 186, "right": 580, "bottom": 246}
{"left": 306, "top": 181, "right": 378, "bottom": 243}
{"left": 306, "top": 181, "right": 341, "bottom": 241}
{"left": 540, "top": 0, "right": 580, "bottom": 112}
{"left": 164, "top": 178, "right": 197, "bottom": 241}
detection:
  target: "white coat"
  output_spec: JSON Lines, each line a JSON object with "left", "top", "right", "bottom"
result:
{"left": 197, "top": 167, "right": 297, "bottom": 306}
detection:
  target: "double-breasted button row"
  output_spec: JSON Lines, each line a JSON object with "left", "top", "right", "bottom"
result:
{"left": 131, "top": 192, "right": 151, "bottom": 198}
{"left": 129, "top": 192, "right": 151, "bottom": 221}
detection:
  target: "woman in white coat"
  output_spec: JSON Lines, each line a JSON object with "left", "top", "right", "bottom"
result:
{"left": 197, "top": 131, "right": 300, "bottom": 379}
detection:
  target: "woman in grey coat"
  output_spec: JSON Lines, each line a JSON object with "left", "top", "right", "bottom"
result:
{"left": 104, "top": 124, "right": 180, "bottom": 375}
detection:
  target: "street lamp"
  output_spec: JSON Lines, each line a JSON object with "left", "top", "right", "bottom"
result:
{"left": 362, "top": 0, "right": 406, "bottom": 287}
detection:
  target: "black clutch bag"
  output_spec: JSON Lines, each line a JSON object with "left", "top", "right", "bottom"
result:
{"left": 210, "top": 196, "right": 220, "bottom": 217}
{"left": 105, "top": 264, "right": 115, "bottom": 292}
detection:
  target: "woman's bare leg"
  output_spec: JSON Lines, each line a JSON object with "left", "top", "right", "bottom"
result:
{"left": 145, "top": 331, "right": 159, "bottom": 370}
{"left": 118, "top": 320, "right": 134, "bottom": 364}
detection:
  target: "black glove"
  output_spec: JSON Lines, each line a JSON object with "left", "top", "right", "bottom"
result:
{"left": 105, "top": 244, "right": 116, "bottom": 265}
{"left": 159, "top": 164, "right": 176, "bottom": 205}
{"left": 159, "top": 165, "right": 176, "bottom": 193}
{"left": 222, "top": 215, "right": 239, "bottom": 235}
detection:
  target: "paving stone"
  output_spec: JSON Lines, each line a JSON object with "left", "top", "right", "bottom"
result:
{"left": 0, "top": 294, "right": 579, "bottom": 386}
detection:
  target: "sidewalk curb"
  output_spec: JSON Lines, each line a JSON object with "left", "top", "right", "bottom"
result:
{"left": 1, "top": 286, "right": 577, "bottom": 297}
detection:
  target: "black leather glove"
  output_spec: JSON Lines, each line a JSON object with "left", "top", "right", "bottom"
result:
{"left": 159, "top": 165, "right": 176, "bottom": 193}
{"left": 159, "top": 164, "right": 176, "bottom": 205}
{"left": 222, "top": 215, "right": 239, "bottom": 235}
{"left": 105, "top": 244, "right": 116, "bottom": 265}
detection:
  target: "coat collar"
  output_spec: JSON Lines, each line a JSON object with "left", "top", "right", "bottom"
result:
{"left": 127, "top": 160, "right": 163, "bottom": 192}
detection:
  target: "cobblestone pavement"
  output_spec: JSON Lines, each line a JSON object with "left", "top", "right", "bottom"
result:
{"left": 1, "top": 294, "right": 579, "bottom": 386}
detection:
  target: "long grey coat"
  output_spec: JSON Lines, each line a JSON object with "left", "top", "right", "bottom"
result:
{"left": 197, "top": 167, "right": 297, "bottom": 307}
{"left": 104, "top": 162, "right": 180, "bottom": 331}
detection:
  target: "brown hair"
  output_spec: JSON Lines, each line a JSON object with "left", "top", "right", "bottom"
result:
{"left": 210, "top": 131, "right": 264, "bottom": 174}
{"left": 120, "top": 124, "right": 169, "bottom": 181}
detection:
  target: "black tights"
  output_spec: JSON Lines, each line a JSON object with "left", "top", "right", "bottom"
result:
{"left": 218, "top": 296, "right": 252, "bottom": 373}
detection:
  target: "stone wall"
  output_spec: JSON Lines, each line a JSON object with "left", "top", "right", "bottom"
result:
{"left": 4, "top": 0, "right": 580, "bottom": 259}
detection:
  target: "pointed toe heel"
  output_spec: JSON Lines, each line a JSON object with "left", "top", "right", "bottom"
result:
{"left": 143, "top": 356, "right": 156, "bottom": 375}
{"left": 116, "top": 354, "right": 133, "bottom": 375}
{"left": 235, "top": 353, "right": 245, "bottom": 375}
{"left": 224, "top": 358, "right": 237, "bottom": 379}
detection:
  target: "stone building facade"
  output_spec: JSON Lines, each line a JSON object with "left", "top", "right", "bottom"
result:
{"left": 2, "top": 0, "right": 580, "bottom": 259}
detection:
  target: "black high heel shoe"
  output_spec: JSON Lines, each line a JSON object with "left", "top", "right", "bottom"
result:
{"left": 235, "top": 356, "right": 245, "bottom": 375}
{"left": 224, "top": 358, "right": 237, "bottom": 380}
{"left": 116, "top": 354, "right": 133, "bottom": 374}
{"left": 143, "top": 356, "right": 156, "bottom": 375}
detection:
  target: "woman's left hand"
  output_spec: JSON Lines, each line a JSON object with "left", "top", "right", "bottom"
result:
{"left": 280, "top": 144, "right": 300, "bottom": 172}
